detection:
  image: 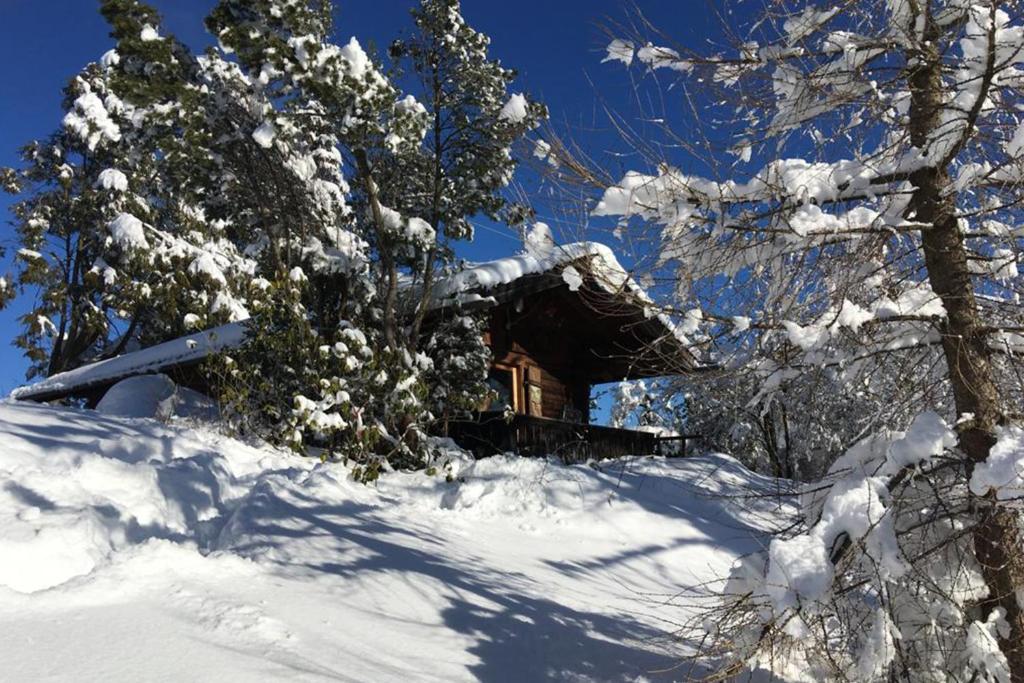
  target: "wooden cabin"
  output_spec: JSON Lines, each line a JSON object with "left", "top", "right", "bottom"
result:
{"left": 13, "top": 243, "right": 697, "bottom": 460}
{"left": 429, "top": 243, "right": 697, "bottom": 460}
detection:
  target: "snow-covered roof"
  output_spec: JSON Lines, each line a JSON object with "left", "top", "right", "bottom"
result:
{"left": 12, "top": 323, "right": 246, "bottom": 402}
{"left": 13, "top": 242, "right": 689, "bottom": 402}
{"left": 431, "top": 242, "right": 629, "bottom": 305}
{"left": 433, "top": 240, "right": 691, "bottom": 340}
{"left": 428, "top": 241, "right": 683, "bottom": 336}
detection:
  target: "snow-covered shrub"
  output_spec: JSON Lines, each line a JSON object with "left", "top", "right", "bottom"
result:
{"left": 424, "top": 313, "right": 493, "bottom": 422}
{"left": 209, "top": 276, "right": 382, "bottom": 467}
{"left": 683, "top": 352, "right": 941, "bottom": 481}
{"left": 705, "top": 412, "right": 1024, "bottom": 682}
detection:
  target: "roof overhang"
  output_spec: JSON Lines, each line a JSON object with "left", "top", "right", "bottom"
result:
{"left": 429, "top": 254, "right": 697, "bottom": 382}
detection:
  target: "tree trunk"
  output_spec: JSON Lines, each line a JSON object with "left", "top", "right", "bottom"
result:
{"left": 907, "top": 28, "right": 1024, "bottom": 678}
{"left": 354, "top": 149, "right": 399, "bottom": 350}
{"left": 408, "top": 62, "right": 446, "bottom": 348}
{"left": 761, "top": 408, "right": 785, "bottom": 479}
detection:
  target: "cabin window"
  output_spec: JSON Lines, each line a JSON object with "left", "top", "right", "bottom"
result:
{"left": 528, "top": 384, "right": 543, "bottom": 417}
{"left": 525, "top": 366, "right": 544, "bottom": 417}
{"left": 482, "top": 367, "right": 516, "bottom": 412}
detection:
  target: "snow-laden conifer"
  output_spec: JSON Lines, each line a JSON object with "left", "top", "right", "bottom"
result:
{"left": 206, "top": 0, "right": 544, "bottom": 463}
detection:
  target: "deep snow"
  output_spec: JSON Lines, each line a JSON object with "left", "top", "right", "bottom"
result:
{"left": 0, "top": 401, "right": 787, "bottom": 682}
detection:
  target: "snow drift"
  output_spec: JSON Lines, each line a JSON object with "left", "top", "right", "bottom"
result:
{"left": 0, "top": 400, "right": 785, "bottom": 681}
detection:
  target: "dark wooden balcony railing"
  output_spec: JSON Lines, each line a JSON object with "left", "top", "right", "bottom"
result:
{"left": 447, "top": 411, "right": 699, "bottom": 462}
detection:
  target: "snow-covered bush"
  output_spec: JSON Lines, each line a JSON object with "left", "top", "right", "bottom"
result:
{"left": 683, "top": 351, "right": 942, "bottom": 481}
{"left": 425, "top": 313, "right": 493, "bottom": 423}
{"left": 210, "top": 276, "right": 376, "bottom": 460}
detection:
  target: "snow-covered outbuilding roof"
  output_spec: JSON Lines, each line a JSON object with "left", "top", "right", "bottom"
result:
{"left": 12, "top": 323, "right": 247, "bottom": 403}
{"left": 13, "top": 242, "right": 692, "bottom": 403}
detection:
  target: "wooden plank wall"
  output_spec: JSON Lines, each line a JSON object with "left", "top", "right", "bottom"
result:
{"left": 485, "top": 295, "right": 592, "bottom": 423}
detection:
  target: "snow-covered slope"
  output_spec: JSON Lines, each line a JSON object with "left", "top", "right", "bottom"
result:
{"left": 0, "top": 401, "right": 787, "bottom": 681}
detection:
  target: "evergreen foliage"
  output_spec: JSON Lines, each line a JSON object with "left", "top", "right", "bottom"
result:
{"left": 2, "top": 0, "right": 544, "bottom": 472}
{"left": 424, "top": 313, "right": 493, "bottom": 422}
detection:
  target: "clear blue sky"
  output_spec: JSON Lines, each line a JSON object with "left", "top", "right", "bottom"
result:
{"left": 0, "top": 0, "right": 719, "bottom": 398}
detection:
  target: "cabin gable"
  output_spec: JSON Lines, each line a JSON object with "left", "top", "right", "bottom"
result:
{"left": 467, "top": 264, "right": 693, "bottom": 425}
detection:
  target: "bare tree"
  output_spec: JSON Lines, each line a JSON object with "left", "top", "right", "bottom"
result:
{"left": 550, "top": 0, "right": 1024, "bottom": 678}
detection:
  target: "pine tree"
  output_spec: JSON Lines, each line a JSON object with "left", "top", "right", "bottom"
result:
{"left": 206, "top": 0, "right": 545, "bottom": 461}
{"left": 388, "top": 0, "right": 547, "bottom": 342}
{"left": 94, "top": 1, "right": 256, "bottom": 349}
{"left": 205, "top": 0, "right": 432, "bottom": 465}
{"left": 2, "top": 1, "right": 262, "bottom": 377}
{"left": 3, "top": 62, "right": 143, "bottom": 378}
